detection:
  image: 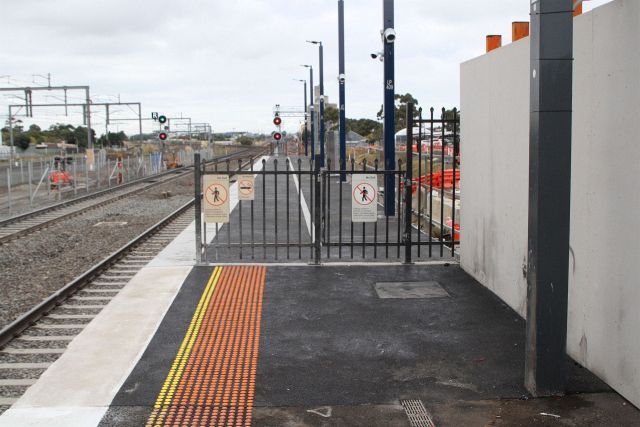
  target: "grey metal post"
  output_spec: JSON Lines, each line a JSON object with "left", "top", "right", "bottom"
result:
{"left": 107, "top": 158, "right": 111, "bottom": 188}
{"left": 194, "top": 153, "right": 203, "bottom": 264}
{"left": 404, "top": 103, "right": 414, "bottom": 264}
{"left": 338, "top": 0, "right": 347, "bottom": 181}
{"left": 6, "top": 169, "right": 12, "bottom": 214}
{"left": 28, "top": 161, "right": 33, "bottom": 208}
{"left": 73, "top": 158, "right": 77, "bottom": 196}
{"left": 312, "top": 157, "right": 322, "bottom": 265}
{"left": 525, "top": 0, "right": 574, "bottom": 397}
{"left": 85, "top": 157, "right": 89, "bottom": 192}
{"left": 383, "top": 0, "right": 396, "bottom": 216}
{"left": 85, "top": 88, "right": 93, "bottom": 149}
{"left": 138, "top": 103, "right": 143, "bottom": 143}
{"left": 20, "top": 160, "right": 24, "bottom": 184}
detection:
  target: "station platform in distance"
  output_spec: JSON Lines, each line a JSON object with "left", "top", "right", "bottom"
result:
{"left": 1, "top": 152, "right": 638, "bottom": 427}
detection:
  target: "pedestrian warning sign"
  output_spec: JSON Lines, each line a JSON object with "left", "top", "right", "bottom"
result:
{"left": 352, "top": 174, "right": 378, "bottom": 223}
{"left": 203, "top": 175, "right": 230, "bottom": 223}
{"left": 237, "top": 174, "right": 255, "bottom": 201}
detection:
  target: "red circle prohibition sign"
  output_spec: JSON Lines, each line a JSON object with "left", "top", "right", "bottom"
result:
{"left": 205, "top": 184, "right": 228, "bottom": 207}
{"left": 353, "top": 183, "right": 376, "bottom": 206}
{"left": 239, "top": 179, "right": 253, "bottom": 196}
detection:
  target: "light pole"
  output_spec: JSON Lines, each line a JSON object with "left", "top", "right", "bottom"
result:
{"left": 301, "top": 65, "right": 315, "bottom": 161}
{"left": 338, "top": 0, "right": 347, "bottom": 181}
{"left": 293, "top": 79, "right": 309, "bottom": 156}
{"left": 307, "top": 40, "right": 325, "bottom": 167}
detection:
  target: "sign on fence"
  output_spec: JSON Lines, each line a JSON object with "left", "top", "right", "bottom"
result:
{"left": 237, "top": 174, "right": 255, "bottom": 201}
{"left": 351, "top": 174, "right": 378, "bottom": 223}
{"left": 203, "top": 175, "right": 230, "bottom": 223}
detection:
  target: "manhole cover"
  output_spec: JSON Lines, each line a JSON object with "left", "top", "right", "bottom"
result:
{"left": 374, "top": 281, "right": 449, "bottom": 299}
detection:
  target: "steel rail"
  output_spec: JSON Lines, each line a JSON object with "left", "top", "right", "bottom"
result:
{"left": 0, "top": 199, "right": 194, "bottom": 349}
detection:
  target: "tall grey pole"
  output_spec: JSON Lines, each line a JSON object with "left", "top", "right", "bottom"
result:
{"left": 138, "top": 103, "right": 143, "bottom": 143}
{"left": 85, "top": 88, "right": 93, "bottom": 149}
{"left": 319, "top": 43, "right": 326, "bottom": 167}
{"left": 525, "top": 0, "right": 573, "bottom": 397}
{"left": 8, "top": 107, "right": 14, "bottom": 163}
{"left": 338, "top": 0, "right": 347, "bottom": 181}
{"left": 383, "top": 0, "right": 396, "bottom": 216}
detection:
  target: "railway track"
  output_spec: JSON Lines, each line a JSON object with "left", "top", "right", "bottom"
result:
{"left": 0, "top": 200, "right": 195, "bottom": 408}
{"left": 0, "top": 146, "right": 269, "bottom": 410}
{"left": 0, "top": 147, "right": 265, "bottom": 245}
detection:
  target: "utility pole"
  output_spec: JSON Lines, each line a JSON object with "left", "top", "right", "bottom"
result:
{"left": 382, "top": 0, "right": 396, "bottom": 216}
{"left": 525, "top": 0, "right": 574, "bottom": 397}
{"left": 338, "top": 0, "right": 347, "bottom": 181}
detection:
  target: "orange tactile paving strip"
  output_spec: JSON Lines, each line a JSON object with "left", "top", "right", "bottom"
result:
{"left": 146, "top": 266, "right": 266, "bottom": 427}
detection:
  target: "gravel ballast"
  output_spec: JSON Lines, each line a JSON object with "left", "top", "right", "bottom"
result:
{"left": 0, "top": 174, "right": 195, "bottom": 330}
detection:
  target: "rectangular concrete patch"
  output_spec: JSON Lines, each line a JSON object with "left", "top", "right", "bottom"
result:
{"left": 374, "top": 281, "right": 450, "bottom": 299}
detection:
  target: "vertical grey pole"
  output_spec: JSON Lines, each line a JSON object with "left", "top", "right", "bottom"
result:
{"left": 20, "top": 160, "right": 24, "bottom": 184}
{"left": 28, "top": 161, "right": 33, "bottom": 208}
{"left": 525, "top": 0, "right": 573, "bottom": 397}
{"left": 383, "top": 0, "right": 396, "bottom": 216}
{"left": 137, "top": 103, "right": 143, "bottom": 144}
{"left": 7, "top": 169, "right": 12, "bottom": 214}
{"left": 85, "top": 157, "right": 89, "bottom": 193}
{"left": 97, "top": 156, "right": 101, "bottom": 189}
{"left": 194, "top": 153, "right": 203, "bottom": 264}
{"left": 338, "top": 0, "right": 347, "bottom": 181}
{"left": 404, "top": 103, "right": 414, "bottom": 264}
{"left": 85, "top": 88, "right": 93, "bottom": 149}
{"left": 107, "top": 158, "right": 111, "bottom": 188}
{"left": 8, "top": 107, "right": 14, "bottom": 164}
{"left": 73, "top": 158, "right": 77, "bottom": 196}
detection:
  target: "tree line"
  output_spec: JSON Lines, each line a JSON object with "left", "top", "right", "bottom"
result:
{"left": 0, "top": 123, "right": 128, "bottom": 151}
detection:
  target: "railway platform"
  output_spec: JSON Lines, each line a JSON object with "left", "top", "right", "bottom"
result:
{"left": 0, "top": 152, "right": 638, "bottom": 426}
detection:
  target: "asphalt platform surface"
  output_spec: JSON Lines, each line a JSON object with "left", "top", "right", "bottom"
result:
{"left": 98, "top": 264, "right": 640, "bottom": 426}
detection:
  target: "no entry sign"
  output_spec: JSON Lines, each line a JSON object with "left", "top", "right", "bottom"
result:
{"left": 352, "top": 174, "right": 378, "bottom": 223}
{"left": 203, "top": 175, "right": 230, "bottom": 223}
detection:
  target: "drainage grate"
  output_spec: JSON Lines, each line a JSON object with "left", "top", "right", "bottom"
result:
{"left": 401, "top": 399, "right": 436, "bottom": 427}
{"left": 374, "top": 281, "right": 450, "bottom": 299}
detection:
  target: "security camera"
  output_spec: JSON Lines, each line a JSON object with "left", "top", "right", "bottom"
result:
{"left": 383, "top": 28, "right": 396, "bottom": 43}
{"left": 338, "top": 73, "right": 346, "bottom": 83}
{"left": 370, "top": 52, "right": 384, "bottom": 62}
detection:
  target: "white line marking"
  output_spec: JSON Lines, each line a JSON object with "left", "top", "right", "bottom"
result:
{"left": 287, "top": 157, "right": 313, "bottom": 238}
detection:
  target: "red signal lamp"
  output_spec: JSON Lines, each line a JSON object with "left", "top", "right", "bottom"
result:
{"left": 273, "top": 132, "right": 282, "bottom": 141}
{"left": 159, "top": 132, "right": 168, "bottom": 141}
{"left": 273, "top": 117, "right": 282, "bottom": 126}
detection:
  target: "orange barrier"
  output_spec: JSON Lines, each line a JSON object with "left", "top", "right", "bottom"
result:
{"left": 401, "top": 169, "right": 461, "bottom": 195}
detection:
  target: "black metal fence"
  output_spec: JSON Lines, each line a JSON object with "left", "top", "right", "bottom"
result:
{"left": 194, "top": 105, "right": 460, "bottom": 264}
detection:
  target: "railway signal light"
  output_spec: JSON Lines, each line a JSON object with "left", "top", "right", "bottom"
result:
{"left": 158, "top": 115, "right": 167, "bottom": 124}
{"left": 273, "top": 116, "right": 282, "bottom": 126}
{"left": 273, "top": 132, "right": 282, "bottom": 141}
{"left": 159, "top": 132, "right": 168, "bottom": 141}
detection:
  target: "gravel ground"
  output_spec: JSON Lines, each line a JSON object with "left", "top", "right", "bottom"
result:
{"left": 0, "top": 173, "right": 196, "bottom": 330}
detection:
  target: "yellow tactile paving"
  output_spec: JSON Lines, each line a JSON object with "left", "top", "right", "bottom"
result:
{"left": 146, "top": 266, "right": 266, "bottom": 427}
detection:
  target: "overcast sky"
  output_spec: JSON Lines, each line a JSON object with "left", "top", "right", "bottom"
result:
{"left": 0, "top": 0, "right": 612, "bottom": 135}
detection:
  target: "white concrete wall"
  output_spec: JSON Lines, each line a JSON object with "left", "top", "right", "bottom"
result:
{"left": 460, "top": 0, "right": 640, "bottom": 408}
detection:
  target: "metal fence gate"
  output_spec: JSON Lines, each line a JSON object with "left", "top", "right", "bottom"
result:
{"left": 195, "top": 105, "right": 460, "bottom": 264}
